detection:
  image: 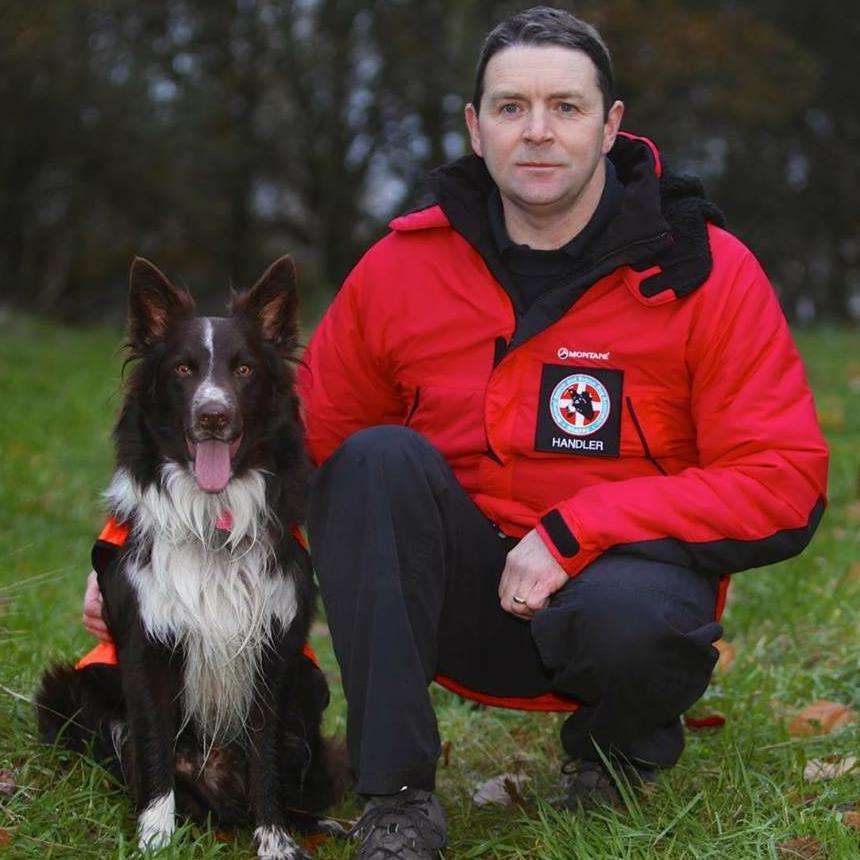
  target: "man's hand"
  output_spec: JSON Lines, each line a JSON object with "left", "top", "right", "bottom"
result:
{"left": 499, "top": 529, "right": 569, "bottom": 619}
{"left": 83, "top": 569, "right": 112, "bottom": 642}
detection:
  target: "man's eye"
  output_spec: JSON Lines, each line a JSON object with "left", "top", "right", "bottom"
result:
{"left": 174, "top": 363, "right": 193, "bottom": 377}
{"left": 235, "top": 364, "right": 254, "bottom": 378}
{"left": 558, "top": 102, "right": 577, "bottom": 113}
{"left": 500, "top": 103, "right": 519, "bottom": 115}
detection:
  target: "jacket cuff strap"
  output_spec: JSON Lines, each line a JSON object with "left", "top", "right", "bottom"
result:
{"left": 537, "top": 509, "right": 584, "bottom": 576}
{"left": 539, "top": 509, "right": 580, "bottom": 557}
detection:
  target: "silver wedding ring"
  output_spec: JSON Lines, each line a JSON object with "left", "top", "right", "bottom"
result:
{"left": 512, "top": 595, "right": 527, "bottom": 605}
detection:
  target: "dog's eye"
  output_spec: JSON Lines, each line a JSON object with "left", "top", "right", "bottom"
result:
{"left": 235, "top": 364, "right": 253, "bottom": 378}
{"left": 174, "top": 363, "right": 193, "bottom": 377}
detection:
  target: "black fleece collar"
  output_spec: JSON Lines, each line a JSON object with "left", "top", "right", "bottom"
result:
{"left": 429, "top": 135, "right": 725, "bottom": 297}
{"left": 425, "top": 135, "right": 725, "bottom": 350}
{"left": 639, "top": 170, "right": 727, "bottom": 299}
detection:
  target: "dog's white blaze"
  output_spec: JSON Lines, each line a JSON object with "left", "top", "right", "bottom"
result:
{"left": 106, "top": 466, "right": 299, "bottom": 745}
{"left": 192, "top": 318, "right": 231, "bottom": 409}
{"left": 203, "top": 317, "right": 215, "bottom": 371}
{"left": 194, "top": 379, "right": 231, "bottom": 409}
{"left": 138, "top": 790, "right": 175, "bottom": 850}
{"left": 253, "top": 825, "right": 304, "bottom": 860}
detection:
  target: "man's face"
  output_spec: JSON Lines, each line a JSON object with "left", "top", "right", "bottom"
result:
{"left": 465, "top": 45, "right": 623, "bottom": 224}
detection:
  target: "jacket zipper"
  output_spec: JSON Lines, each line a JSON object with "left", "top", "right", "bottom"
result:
{"left": 482, "top": 337, "right": 507, "bottom": 463}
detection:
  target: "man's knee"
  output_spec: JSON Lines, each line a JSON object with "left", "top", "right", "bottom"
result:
{"left": 308, "top": 425, "right": 451, "bottom": 593}
{"left": 309, "top": 426, "right": 450, "bottom": 531}
{"left": 322, "top": 425, "right": 436, "bottom": 473}
{"left": 581, "top": 582, "right": 716, "bottom": 664}
{"left": 532, "top": 559, "right": 722, "bottom": 699}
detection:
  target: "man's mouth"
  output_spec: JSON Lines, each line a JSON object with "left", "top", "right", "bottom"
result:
{"left": 186, "top": 436, "right": 243, "bottom": 493}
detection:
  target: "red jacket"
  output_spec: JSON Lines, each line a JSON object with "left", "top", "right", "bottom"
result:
{"left": 299, "top": 136, "right": 828, "bottom": 588}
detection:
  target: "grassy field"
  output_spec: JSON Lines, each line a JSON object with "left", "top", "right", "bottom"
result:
{"left": 0, "top": 318, "right": 858, "bottom": 859}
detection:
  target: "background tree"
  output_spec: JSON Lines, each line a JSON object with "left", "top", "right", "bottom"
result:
{"left": 0, "top": 0, "right": 856, "bottom": 321}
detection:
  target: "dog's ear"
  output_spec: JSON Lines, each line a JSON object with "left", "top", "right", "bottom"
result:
{"left": 128, "top": 257, "right": 194, "bottom": 351}
{"left": 232, "top": 255, "right": 299, "bottom": 352}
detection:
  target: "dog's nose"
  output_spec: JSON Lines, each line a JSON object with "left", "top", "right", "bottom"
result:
{"left": 197, "top": 410, "right": 229, "bottom": 433}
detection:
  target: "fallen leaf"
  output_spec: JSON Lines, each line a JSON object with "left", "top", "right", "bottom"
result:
{"left": 804, "top": 755, "right": 858, "bottom": 782}
{"left": 714, "top": 639, "right": 735, "bottom": 673}
{"left": 214, "top": 830, "right": 232, "bottom": 843}
{"left": 848, "top": 562, "right": 860, "bottom": 581}
{"left": 300, "top": 833, "right": 331, "bottom": 851}
{"left": 844, "top": 501, "right": 860, "bottom": 523}
{"left": 441, "top": 739, "right": 453, "bottom": 768}
{"left": 684, "top": 713, "right": 726, "bottom": 730}
{"left": 788, "top": 701, "right": 856, "bottom": 736}
{"left": 848, "top": 366, "right": 860, "bottom": 394}
{"left": 0, "top": 829, "right": 11, "bottom": 847}
{"left": 472, "top": 772, "right": 530, "bottom": 807}
{"left": 843, "top": 811, "right": 860, "bottom": 830}
{"left": 777, "top": 835, "right": 823, "bottom": 858}
{"left": 0, "top": 770, "right": 15, "bottom": 796}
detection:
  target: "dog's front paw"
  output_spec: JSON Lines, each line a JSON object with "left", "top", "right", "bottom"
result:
{"left": 253, "top": 825, "right": 312, "bottom": 860}
{"left": 137, "top": 791, "right": 176, "bottom": 851}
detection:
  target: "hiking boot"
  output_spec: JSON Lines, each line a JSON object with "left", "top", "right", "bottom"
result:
{"left": 349, "top": 788, "right": 447, "bottom": 859}
{"left": 561, "top": 757, "right": 657, "bottom": 810}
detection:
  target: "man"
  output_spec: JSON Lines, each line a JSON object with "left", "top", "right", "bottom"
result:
{"left": 297, "top": 6, "right": 828, "bottom": 858}
{"left": 86, "top": 7, "right": 828, "bottom": 858}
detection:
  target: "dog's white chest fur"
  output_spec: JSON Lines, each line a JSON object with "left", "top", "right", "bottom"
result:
{"left": 106, "top": 465, "right": 298, "bottom": 743}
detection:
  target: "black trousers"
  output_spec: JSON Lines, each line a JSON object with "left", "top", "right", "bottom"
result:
{"left": 307, "top": 426, "right": 722, "bottom": 795}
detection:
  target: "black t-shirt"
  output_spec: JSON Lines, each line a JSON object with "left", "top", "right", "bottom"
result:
{"left": 488, "top": 158, "right": 622, "bottom": 314}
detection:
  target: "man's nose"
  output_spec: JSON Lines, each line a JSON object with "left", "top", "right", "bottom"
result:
{"left": 522, "top": 108, "right": 553, "bottom": 143}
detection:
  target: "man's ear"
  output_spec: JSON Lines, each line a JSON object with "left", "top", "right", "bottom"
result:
{"left": 232, "top": 255, "right": 299, "bottom": 353}
{"left": 464, "top": 103, "right": 484, "bottom": 158}
{"left": 127, "top": 257, "right": 194, "bottom": 352}
{"left": 601, "top": 100, "right": 625, "bottom": 155}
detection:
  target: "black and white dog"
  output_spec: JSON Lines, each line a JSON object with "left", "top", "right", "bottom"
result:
{"left": 37, "top": 257, "right": 342, "bottom": 858}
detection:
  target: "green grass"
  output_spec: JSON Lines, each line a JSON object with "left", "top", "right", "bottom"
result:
{"left": 1, "top": 319, "right": 858, "bottom": 858}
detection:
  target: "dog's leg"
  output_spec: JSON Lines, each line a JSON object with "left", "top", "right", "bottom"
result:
{"left": 249, "top": 650, "right": 312, "bottom": 860}
{"left": 278, "top": 659, "right": 348, "bottom": 838}
{"left": 119, "top": 639, "right": 182, "bottom": 852}
{"left": 98, "top": 559, "right": 182, "bottom": 851}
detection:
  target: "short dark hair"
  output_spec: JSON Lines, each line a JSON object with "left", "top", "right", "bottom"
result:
{"left": 472, "top": 6, "right": 615, "bottom": 118}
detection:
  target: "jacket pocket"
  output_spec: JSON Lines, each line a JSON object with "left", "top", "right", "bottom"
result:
{"left": 623, "top": 393, "right": 696, "bottom": 469}
{"left": 405, "top": 383, "right": 485, "bottom": 463}
{"left": 625, "top": 397, "right": 668, "bottom": 475}
{"left": 404, "top": 387, "right": 421, "bottom": 425}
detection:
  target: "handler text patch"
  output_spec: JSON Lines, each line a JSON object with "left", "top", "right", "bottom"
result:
{"left": 535, "top": 364, "right": 623, "bottom": 458}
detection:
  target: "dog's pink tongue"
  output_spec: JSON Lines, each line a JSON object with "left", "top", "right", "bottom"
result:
{"left": 194, "top": 440, "right": 232, "bottom": 493}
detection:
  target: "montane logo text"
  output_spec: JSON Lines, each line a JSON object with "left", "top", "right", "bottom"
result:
{"left": 557, "top": 347, "right": 611, "bottom": 361}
